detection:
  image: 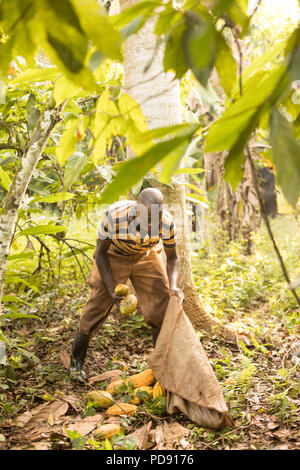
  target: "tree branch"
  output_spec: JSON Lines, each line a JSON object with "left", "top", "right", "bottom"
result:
{"left": 0, "top": 143, "right": 21, "bottom": 152}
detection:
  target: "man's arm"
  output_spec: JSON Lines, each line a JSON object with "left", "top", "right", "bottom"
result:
{"left": 164, "top": 246, "right": 183, "bottom": 298}
{"left": 94, "top": 239, "right": 122, "bottom": 304}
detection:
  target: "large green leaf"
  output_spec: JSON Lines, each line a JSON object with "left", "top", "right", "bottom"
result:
{"left": 163, "top": 20, "right": 189, "bottom": 79}
{"left": 270, "top": 108, "right": 300, "bottom": 206}
{"left": 11, "top": 67, "right": 60, "bottom": 84}
{"left": 64, "top": 152, "right": 87, "bottom": 189}
{"left": 205, "top": 66, "right": 285, "bottom": 153}
{"left": 99, "top": 124, "right": 199, "bottom": 204}
{"left": 30, "top": 192, "right": 75, "bottom": 204}
{"left": 0, "top": 0, "right": 37, "bottom": 75}
{"left": 18, "top": 224, "right": 67, "bottom": 236}
{"left": 53, "top": 75, "right": 82, "bottom": 105}
{"left": 92, "top": 88, "right": 127, "bottom": 163}
{"left": 36, "top": 1, "right": 97, "bottom": 90}
{"left": 70, "top": 0, "right": 122, "bottom": 60}
{"left": 183, "top": 11, "right": 216, "bottom": 87}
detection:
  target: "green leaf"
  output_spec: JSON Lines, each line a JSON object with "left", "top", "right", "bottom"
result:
{"left": 92, "top": 89, "right": 127, "bottom": 162}
{"left": 11, "top": 67, "right": 60, "bottom": 84}
{"left": 0, "top": 166, "right": 11, "bottom": 191}
{"left": 27, "top": 107, "right": 41, "bottom": 131}
{"left": 5, "top": 276, "right": 40, "bottom": 294}
{"left": 270, "top": 107, "right": 300, "bottom": 206}
{"left": 30, "top": 192, "right": 75, "bottom": 204}
{"left": 159, "top": 140, "right": 192, "bottom": 183}
{"left": 205, "top": 67, "right": 285, "bottom": 153}
{"left": 99, "top": 124, "right": 199, "bottom": 204}
{"left": 1, "top": 311, "right": 39, "bottom": 320}
{"left": 56, "top": 118, "right": 79, "bottom": 167}
{"left": 18, "top": 224, "right": 67, "bottom": 236}
{"left": 155, "top": 5, "right": 181, "bottom": 35}
{"left": 119, "top": 93, "right": 152, "bottom": 155}
{"left": 26, "top": 94, "right": 36, "bottom": 114}
{"left": 285, "top": 27, "right": 300, "bottom": 82}
{"left": 183, "top": 11, "right": 216, "bottom": 87}
{"left": 104, "top": 438, "right": 113, "bottom": 450}
{"left": 228, "top": 0, "right": 250, "bottom": 35}
{"left": 64, "top": 152, "right": 86, "bottom": 189}
{"left": 163, "top": 20, "right": 189, "bottom": 79}
{"left": 1, "top": 295, "right": 35, "bottom": 309}
{"left": 215, "top": 32, "right": 237, "bottom": 97}
{"left": 111, "top": 1, "right": 158, "bottom": 32}
{"left": 53, "top": 75, "right": 82, "bottom": 105}
{"left": 47, "top": 33, "right": 83, "bottom": 73}
{"left": 36, "top": 2, "right": 97, "bottom": 91}
{"left": 224, "top": 110, "right": 261, "bottom": 189}
{"left": 7, "top": 251, "right": 35, "bottom": 261}
{"left": 70, "top": 0, "right": 122, "bottom": 60}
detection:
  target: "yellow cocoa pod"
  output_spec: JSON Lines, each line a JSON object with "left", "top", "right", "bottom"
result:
{"left": 153, "top": 381, "right": 166, "bottom": 399}
{"left": 86, "top": 390, "right": 114, "bottom": 409}
{"left": 129, "top": 396, "right": 140, "bottom": 405}
{"left": 106, "top": 379, "right": 127, "bottom": 396}
{"left": 106, "top": 403, "right": 137, "bottom": 416}
{"left": 94, "top": 423, "right": 122, "bottom": 441}
{"left": 115, "top": 284, "right": 130, "bottom": 297}
{"left": 126, "top": 369, "right": 155, "bottom": 389}
{"left": 130, "top": 386, "right": 153, "bottom": 404}
{"left": 119, "top": 294, "right": 137, "bottom": 315}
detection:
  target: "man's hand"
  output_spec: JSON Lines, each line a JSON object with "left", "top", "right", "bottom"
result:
{"left": 110, "top": 291, "right": 124, "bottom": 306}
{"left": 169, "top": 286, "right": 184, "bottom": 300}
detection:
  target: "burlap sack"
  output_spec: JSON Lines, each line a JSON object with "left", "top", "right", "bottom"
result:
{"left": 149, "top": 296, "right": 233, "bottom": 429}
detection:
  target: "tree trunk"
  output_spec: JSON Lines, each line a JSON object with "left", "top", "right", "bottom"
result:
{"left": 0, "top": 101, "right": 63, "bottom": 313}
{"left": 119, "top": 0, "right": 238, "bottom": 343}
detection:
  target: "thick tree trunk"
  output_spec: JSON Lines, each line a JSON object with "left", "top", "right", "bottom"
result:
{"left": 0, "top": 101, "right": 63, "bottom": 313}
{"left": 120, "top": 0, "right": 238, "bottom": 343}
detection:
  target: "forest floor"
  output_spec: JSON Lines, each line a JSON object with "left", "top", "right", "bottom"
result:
{"left": 0, "top": 212, "right": 299, "bottom": 451}
{"left": 0, "top": 284, "right": 299, "bottom": 451}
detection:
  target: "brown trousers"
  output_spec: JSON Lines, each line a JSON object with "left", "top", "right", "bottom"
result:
{"left": 79, "top": 249, "right": 171, "bottom": 336}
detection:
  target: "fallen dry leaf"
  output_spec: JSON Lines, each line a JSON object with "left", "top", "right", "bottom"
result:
{"left": 170, "top": 422, "right": 190, "bottom": 438}
{"left": 16, "top": 401, "right": 69, "bottom": 430}
{"left": 105, "top": 416, "right": 123, "bottom": 425}
{"left": 65, "top": 414, "right": 104, "bottom": 437}
{"left": 126, "top": 422, "right": 152, "bottom": 450}
{"left": 56, "top": 393, "right": 82, "bottom": 412}
{"left": 88, "top": 370, "right": 123, "bottom": 385}
{"left": 149, "top": 425, "right": 165, "bottom": 450}
{"left": 60, "top": 347, "right": 70, "bottom": 369}
{"left": 267, "top": 421, "right": 280, "bottom": 431}
{"left": 272, "top": 428, "right": 291, "bottom": 441}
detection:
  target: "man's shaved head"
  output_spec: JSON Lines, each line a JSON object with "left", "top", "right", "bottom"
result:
{"left": 137, "top": 188, "right": 164, "bottom": 206}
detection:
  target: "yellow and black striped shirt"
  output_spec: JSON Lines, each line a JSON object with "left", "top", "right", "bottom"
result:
{"left": 97, "top": 200, "right": 176, "bottom": 256}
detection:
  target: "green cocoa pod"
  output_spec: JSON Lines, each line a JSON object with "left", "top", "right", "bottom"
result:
{"left": 119, "top": 294, "right": 137, "bottom": 315}
{"left": 86, "top": 390, "right": 114, "bottom": 409}
{"left": 115, "top": 284, "right": 130, "bottom": 297}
